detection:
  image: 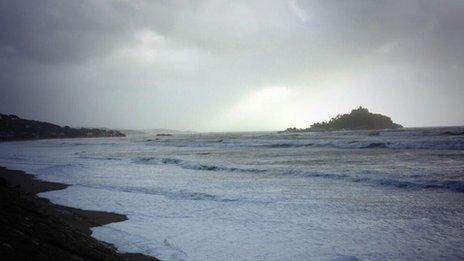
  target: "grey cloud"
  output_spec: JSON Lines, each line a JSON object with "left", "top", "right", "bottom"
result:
{"left": 0, "top": 0, "right": 141, "bottom": 63}
{"left": 1, "top": 0, "right": 463, "bottom": 130}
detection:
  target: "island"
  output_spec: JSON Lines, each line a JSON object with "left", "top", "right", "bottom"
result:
{"left": 0, "top": 113, "right": 125, "bottom": 141}
{"left": 284, "top": 107, "right": 403, "bottom": 132}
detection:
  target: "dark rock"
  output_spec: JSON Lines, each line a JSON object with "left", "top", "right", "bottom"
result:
{"left": 156, "top": 133, "right": 172, "bottom": 137}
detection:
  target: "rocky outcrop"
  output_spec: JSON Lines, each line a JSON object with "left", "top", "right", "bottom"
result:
{"left": 284, "top": 107, "right": 403, "bottom": 132}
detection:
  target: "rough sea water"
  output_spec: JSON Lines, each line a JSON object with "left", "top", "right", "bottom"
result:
{"left": 1, "top": 127, "right": 464, "bottom": 260}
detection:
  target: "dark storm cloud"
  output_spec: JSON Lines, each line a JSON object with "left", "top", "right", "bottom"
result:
{"left": 0, "top": 0, "right": 136, "bottom": 63}
{"left": 1, "top": 0, "right": 464, "bottom": 130}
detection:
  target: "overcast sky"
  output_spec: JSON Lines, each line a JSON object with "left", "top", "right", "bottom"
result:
{"left": 1, "top": 0, "right": 463, "bottom": 131}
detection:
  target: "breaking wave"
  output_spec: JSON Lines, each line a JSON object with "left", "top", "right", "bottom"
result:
{"left": 181, "top": 138, "right": 463, "bottom": 150}
{"left": 133, "top": 157, "right": 265, "bottom": 173}
{"left": 133, "top": 156, "right": 464, "bottom": 193}
{"left": 284, "top": 169, "right": 464, "bottom": 193}
{"left": 262, "top": 140, "right": 464, "bottom": 150}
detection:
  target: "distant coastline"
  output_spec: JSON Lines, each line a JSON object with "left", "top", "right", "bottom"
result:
{"left": 0, "top": 114, "right": 125, "bottom": 141}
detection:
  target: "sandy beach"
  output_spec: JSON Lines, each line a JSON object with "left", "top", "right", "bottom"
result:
{"left": 0, "top": 166, "right": 158, "bottom": 261}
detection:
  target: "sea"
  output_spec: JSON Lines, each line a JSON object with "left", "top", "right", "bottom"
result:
{"left": 1, "top": 127, "right": 464, "bottom": 260}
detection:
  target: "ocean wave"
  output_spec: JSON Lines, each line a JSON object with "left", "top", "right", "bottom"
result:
{"left": 83, "top": 184, "right": 237, "bottom": 202}
{"left": 77, "top": 155, "right": 121, "bottom": 161}
{"left": 262, "top": 143, "right": 314, "bottom": 148}
{"left": 362, "top": 142, "right": 388, "bottom": 149}
{"left": 285, "top": 169, "right": 464, "bottom": 193}
{"left": 133, "top": 157, "right": 266, "bottom": 173}
{"left": 141, "top": 127, "right": 464, "bottom": 151}
{"left": 439, "top": 131, "right": 464, "bottom": 136}
{"left": 149, "top": 138, "right": 464, "bottom": 150}
{"left": 437, "top": 180, "right": 464, "bottom": 192}
{"left": 266, "top": 140, "right": 464, "bottom": 150}
{"left": 259, "top": 141, "right": 391, "bottom": 150}
{"left": 90, "top": 225, "right": 187, "bottom": 261}
{"left": 58, "top": 141, "right": 121, "bottom": 146}
{"left": 367, "top": 179, "right": 464, "bottom": 192}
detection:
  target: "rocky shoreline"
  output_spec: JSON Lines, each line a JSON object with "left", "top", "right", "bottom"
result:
{"left": 0, "top": 166, "right": 158, "bottom": 261}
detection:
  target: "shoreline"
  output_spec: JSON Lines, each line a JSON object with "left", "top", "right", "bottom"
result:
{"left": 0, "top": 166, "right": 158, "bottom": 261}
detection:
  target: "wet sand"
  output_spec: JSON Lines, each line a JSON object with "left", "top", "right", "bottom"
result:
{"left": 0, "top": 166, "right": 159, "bottom": 261}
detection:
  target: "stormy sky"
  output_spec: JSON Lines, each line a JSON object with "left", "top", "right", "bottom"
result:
{"left": 1, "top": 0, "right": 463, "bottom": 131}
